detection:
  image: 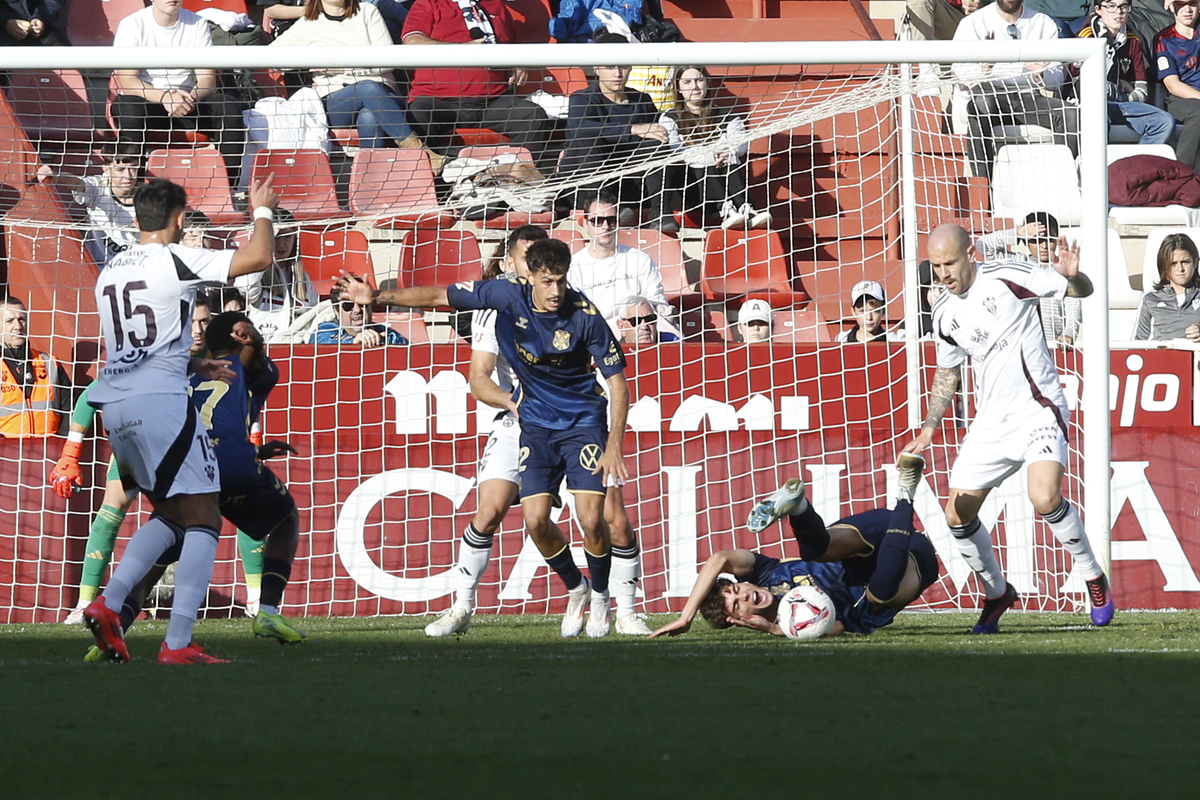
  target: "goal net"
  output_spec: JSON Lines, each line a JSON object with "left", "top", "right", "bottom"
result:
{"left": 0, "top": 39, "right": 1110, "bottom": 622}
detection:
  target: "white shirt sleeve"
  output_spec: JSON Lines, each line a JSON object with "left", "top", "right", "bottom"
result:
{"left": 636, "top": 250, "right": 671, "bottom": 312}
{"left": 471, "top": 308, "right": 500, "bottom": 355}
{"left": 933, "top": 306, "right": 967, "bottom": 369}
{"left": 989, "top": 262, "right": 1069, "bottom": 300}
{"left": 170, "top": 243, "right": 235, "bottom": 285}
{"left": 73, "top": 175, "right": 105, "bottom": 209}
{"left": 721, "top": 115, "right": 749, "bottom": 164}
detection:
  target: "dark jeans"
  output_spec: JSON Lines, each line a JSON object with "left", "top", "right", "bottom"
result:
{"left": 112, "top": 91, "right": 247, "bottom": 180}
{"left": 323, "top": 80, "right": 412, "bottom": 148}
{"left": 966, "top": 89, "right": 1079, "bottom": 180}
{"left": 1166, "top": 95, "right": 1200, "bottom": 174}
{"left": 558, "top": 138, "right": 669, "bottom": 213}
{"left": 0, "top": 25, "right": 68, "bottom": 46}
{"left": 665, "top": 162, "right": 751, "bottom": 218}
{"left": 406, "top": 93, "right": 554, "bottom": 172}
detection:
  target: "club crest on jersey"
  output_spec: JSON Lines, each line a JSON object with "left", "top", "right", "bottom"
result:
{"left": 983, "top": 297, "right": 997, "bottom": 317}
{"left": 579, "top": 444, "right": 602, "bottom": 470}
{"left": 516, "top": 316, "right": 528, "bottom": 329}
{"left": 553, "top": 330, "right": 571, "bottom": 350}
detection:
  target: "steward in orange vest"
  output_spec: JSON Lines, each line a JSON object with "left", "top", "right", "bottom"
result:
{"left": 1, "top": 296, "right": 68, "bottom": 437}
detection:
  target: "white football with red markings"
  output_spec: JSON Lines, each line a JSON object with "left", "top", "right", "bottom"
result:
{"left": 777, "top": 585, "right": 835, "bottom": 641}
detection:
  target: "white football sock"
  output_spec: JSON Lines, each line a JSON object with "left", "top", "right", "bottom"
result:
{"left": 950, "top": 519, "right": 1007, "bottom": 600}
{"left": 164, "top": 526, "right": 220, "bottom": 650}
{"left": 1043, "top": 500, "right": 1102, "bottom": 581}
{"left": 611, "top": 543, "right": 639, "bottom": 617}
{"left": 101, "top": 517, "right": 179, "bottom": 613}
{"left": 453, "top": 525, "right": 493, "bottom": 611}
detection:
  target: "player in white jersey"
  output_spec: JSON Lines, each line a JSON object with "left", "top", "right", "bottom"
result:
{"left": 903, "top": 223, "right": 1113, "bottom": 633}
{"left": 425, "top": 226, "right": 652, "bottom": 638}
{"left": 83, "top": 176, "right": 280, "bottom": 664}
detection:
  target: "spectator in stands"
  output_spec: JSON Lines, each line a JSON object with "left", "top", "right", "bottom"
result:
{"left": 953, "top": 0, "right": 1078, "bottom": 180}
{"left": 658, "top": 66, "right": 771, "bottom": 231}
{"left": 1077, "top": 0, "right": 1174, "bottom": 145}
{"left": 0, "top": 0, "right": 68, "bottom": 46}
{"left": 836, "top": 280, "right": 904, "bottom": 343}
{"left": 0, "top": 293, "right": 68, "bottom": 437}
{"left": 209, "top": 286, "right": 247, "bottom": 313}
{"left": 234, "top": 208, "right": 317, "bottom": 340}
{"left": 311, "top": 285, "right": 407, "bottom": 345}
{"left": 616, "top": 295, "right": 679, "bottom": 345}
{"left": 182, "top": 209, "right": 217, "bottom": 249}
{"left": 1134, "top": 232, "right": 1200, "bottom": 340}
{"left": 111, "top": 0, "right": 247, "bottom": 180}
{"left": 918, "top": 259, "right": 941, "bottom": 338}
{"left": 1026, "top": 0, "right": 1092, "bottom": 37}
{"left": 976, "top": 211, "right": 1082, "bottom": 344}
{"left": 37, "top": 141, "right": 142, "bottom": 267}
{"left": 401, "top": 0, "right": 554, "bottom": 174}
{"left": 736, "top": 298, "right": 773, "bottom": 342}
{"left": 907, "top": 0, "right": 984, "bottom": 41}
{"left": 568, "top": 188, "right": 678, "bottom": 335}
{"left": 272, "top": 0, "right": 434, "bottom": 159}
{"left": 1156, "top": 0, "right": 1200, "bottom": 175}
{"left": 559, "top": 30, "right": 672, "bottom": 226}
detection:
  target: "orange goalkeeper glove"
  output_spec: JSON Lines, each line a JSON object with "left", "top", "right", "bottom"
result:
{"left": 49, "top": 438, "right": 84, "bottom": 499}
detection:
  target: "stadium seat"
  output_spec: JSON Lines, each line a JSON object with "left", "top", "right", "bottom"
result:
{"left": 251, "top": 149, "right": 342, "bottom": 220}
{"left": 397, "top": 229, "right": 483, "bottom": 288}
{"left": 453, "top": 128, "right": 511, "bottom": 148}
{"left": 699, "top": 229, "right": 801, "bottom": 302}
{"left": 375, "top": 311, "right": 430, "bottom": 344}
{"left": 1106, "top": 228, "right": 1142, "bottom": 310}
{"left": 456, "top": 145, "right": 553, "bottom": 229}
{"left": 551, "top": 225, "right": 585, "bottom": 254}
{"left": 1141, "top": 227, "right": 1200, "bottom": 296}
{"left": 991, "top": 144, "right": 1081, "bottom": 227}
{"left": 66, "top": 0, "right": 145, "bottom": 46}
{"left": 770, "top": 306, "right": 834, "bottom": 343}
{"left": 299, "top": 226, "right": 373, "bottom": 296}
{"left": 617, "top": 228, "right": 695, "bottom": 298}
{"left": 183, "top": 0, "right": 248, "bottom": 13}
{"left": 348, "top": 148, "right": 451, "bottom": 228}
{"left": 146, "top": 147, "right": 241, "bottom": 224}
{"left": 678, "top": 305, "right": 725, "bottom": 342}
{"left": 4, "top": 70, "right": 103, "bottom": 144}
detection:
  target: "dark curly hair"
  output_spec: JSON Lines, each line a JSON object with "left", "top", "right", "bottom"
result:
{"left": 698, "top": 577, "right": 734, "bottom": 629}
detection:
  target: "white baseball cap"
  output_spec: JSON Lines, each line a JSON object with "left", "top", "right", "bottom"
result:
{"left": 739, "top": 298, "right": 773, "bottom": 325}
{"left": 851, "top": 280, "right": 886, "bottom": 306}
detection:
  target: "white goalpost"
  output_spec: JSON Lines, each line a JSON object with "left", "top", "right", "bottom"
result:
{"left": 0, "top": 38, "right": 1111, "bottom": 621}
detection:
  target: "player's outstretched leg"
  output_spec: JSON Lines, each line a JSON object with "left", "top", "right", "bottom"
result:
{"left": 896, "top": 452, "right": 925, "bottom": 503}
{"left": 426, "top": 523, "right": 493, "bottom": 638}
{"left": 747, "top": 478, "right": 809, "bottom": 534}
{"left": 252, "top": 510, "right": 307, "bottom": 644}
{"left": 1039, "top": 496, "right": 1114, "bottom": 627}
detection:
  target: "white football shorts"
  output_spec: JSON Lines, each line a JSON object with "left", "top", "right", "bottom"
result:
{"left": 102, "top": 393, "right": 220, "bottom": 501}
{"left": 477, "top": 412, "right": 521, "bottom": 487}
{"left": 949, "top": 402, "right": 1069, "bottom": 492}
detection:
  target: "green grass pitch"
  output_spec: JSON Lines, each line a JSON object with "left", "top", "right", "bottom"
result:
{"left": 3, "top": 611, "right": 1198, "bottom": 799}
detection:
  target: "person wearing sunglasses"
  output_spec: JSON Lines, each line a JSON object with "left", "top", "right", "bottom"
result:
{"left": 567, "top": 187, "right": 680, "bottom": 338}
{"left": 309, "top": 285, "right": 407, "bottom": 345}
{"left": 616, "top": 296, "right": 678, "bottom": 345}
{"left": 1155, "top": 0, "right": 1200, "bottom": 174}
{"left": 1074, "top": 1, "right": 1175, "bottom": 145}
{"left": 952, "top": 0, "right": 1079, "bottom": 180}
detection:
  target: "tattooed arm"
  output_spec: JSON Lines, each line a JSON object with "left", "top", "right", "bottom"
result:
{"left": 902, "top": 366, "right": 960, "bottom": 455}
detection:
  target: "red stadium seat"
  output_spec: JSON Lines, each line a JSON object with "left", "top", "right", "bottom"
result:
{"left": 453, "top": 128, "right": 511, "bottom": 148}
{"left": 66, "top": 0, "right": 146, "bottom": 46}
{"left": 456, "top": 145, "right": 553, "bottom": 229}
{"left": 183, "top": 0, "right": 248, "bottom": 13}
{"left": 251, "top": 149, "right": 342, "bottom": 220}
{"left": 699, "top": 229, "right": 803, "bottom": 303}
{"left": 375, "top": 311, "right": 430, "bottom": 344}
{"left": 146, "top": 147, "right": 241, "bottom": 224}
{"left": 298, "top": 226, "right": 373, "bottom": 296}
{"left": 617, "top": 228, "right": 694, "bottom": 299}
{"left": 348, "top": 148, "right": 450, "bottom": 228}
{"left": 397, "top": 229, "right": 483, "bottom": 288}
{"left": 5, "top": 70, "right": 104, "bottom": 144}
{"left": 551, "top": 225, "right": 585, "bottom": 254}
{"left": 770, "top": 306, "right": 833, "bottom": 343}
{"left": 678, "top": 305, "right": 724, "bottom": 342}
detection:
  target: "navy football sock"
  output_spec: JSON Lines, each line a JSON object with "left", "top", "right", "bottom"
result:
{"left": 585, "top": 547, "right": 611, "bottom": 594}
{"left": 786, "top": 503, "right": 831, "bottom": 560}
{"left": 867, "top": 499, "right": 916, "bottom": 605}
{"left": 260, "top": 557, "right": 293, "bottom": 609}
{"left": 545, "top": 546, "right": 584, "bottom": 592}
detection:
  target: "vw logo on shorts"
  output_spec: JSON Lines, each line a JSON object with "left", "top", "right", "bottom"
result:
{"left": 579, "top": 444, "right": 603, "bottom": 470}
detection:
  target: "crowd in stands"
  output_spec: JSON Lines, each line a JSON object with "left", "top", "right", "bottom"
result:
{"left": 11, "top": 0, "right": 1200, "bottom": 441}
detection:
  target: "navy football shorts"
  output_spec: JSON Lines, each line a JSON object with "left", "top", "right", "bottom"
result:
{"left": 518, "top": 423, "right": 608, "bottom": 502}
{"left": 218, "top": 462, "right": 297, "bottom": 541}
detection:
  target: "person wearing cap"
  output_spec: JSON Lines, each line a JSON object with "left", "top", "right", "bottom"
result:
{"left": 616, "top": 296, "right": 679, "bottom": 346}
{"left": 736, "top": 298, "right": 774, "bottom": 342}
{"left": 837, "top": 281, "right": 904, "bottom": 343}
{"left": 976, "top": 212, "right": 1082, "bottom": 345}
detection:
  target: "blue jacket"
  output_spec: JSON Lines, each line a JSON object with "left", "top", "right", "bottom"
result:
{"left": 310, "top": 321, "right": 408, "bottom": 345}
{"left": 549, "top": 0, "right": 641, "bottom": 43}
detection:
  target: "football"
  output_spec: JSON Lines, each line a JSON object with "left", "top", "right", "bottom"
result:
{"left": 776, "top": 585, "right": 836, "bottom": 640}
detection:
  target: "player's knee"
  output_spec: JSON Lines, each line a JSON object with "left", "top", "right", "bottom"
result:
{"left": 473, "top": 502, "right": 509, "bottom": 534}
{"left": 1029, "top": 487, "right": 1063, "bottom": 516}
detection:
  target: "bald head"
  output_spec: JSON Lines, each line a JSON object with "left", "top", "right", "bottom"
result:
{"left": 926, "top": 223, "right": 977, "bottom": 296}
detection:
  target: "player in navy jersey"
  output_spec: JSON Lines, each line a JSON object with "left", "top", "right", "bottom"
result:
{"left": 336, "top": 238, "right": 629, "bottom": 637}
{"left": 651, "top": 454, "right": 939, "bottom": 638}
{"left": 85, "top": 313, "right": 306, "bottom": 657}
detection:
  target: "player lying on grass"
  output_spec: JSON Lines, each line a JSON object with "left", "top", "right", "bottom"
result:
{"left": 651, "top": 453, "right": 939, "bottom": 638}
{"left": 337, "top": 238, "right": 629, "bottom": 638}
{"left": 85, "top": 312, "right": 306, "bottom": 661}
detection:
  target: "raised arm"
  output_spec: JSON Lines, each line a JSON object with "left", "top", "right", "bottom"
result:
{"left": 903, "top": 365, "right": 960, "bottom": 455}
{"left": 1054, "top": 238, "right": 1092, "bottom": 298}
{"left": 228, "top": 177, "right": 279, "bottom": 278}
{"left": 650, "top": 549, "right": 757, "bottom": 638}
{"left": 336, "top": 271, "right": 450, "bottom": 308}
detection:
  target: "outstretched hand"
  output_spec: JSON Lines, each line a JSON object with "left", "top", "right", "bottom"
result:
{"left": 902, "top": 429, "right": 933, "bottom": 456}
{"left": 192, "top": 358, "right": 236, "bottom": 384}
{"left": 1054, "top": 237, "right": 1080, "bottom": 279}
{"left": 258, "top": 440, "right": 299, "bottom": 460}
{"left": 335, "top": 270, "right": 376, "bottom": 306}
{"left": 649, "top": 617, "right": 691, "bottom": 638}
